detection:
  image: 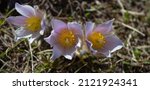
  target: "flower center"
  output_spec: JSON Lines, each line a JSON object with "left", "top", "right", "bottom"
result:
{"left": 25, "top": 16, "right": 41, "bottom": 32}
{"left": 58, "top": 29, "right": 77, "bottom": 48}
{"left": 87, "top": 31, "right": 106, "bottom": 50}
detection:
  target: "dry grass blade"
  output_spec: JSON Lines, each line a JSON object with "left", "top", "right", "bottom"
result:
{"left": 116, "top": 21, "right": 145, "bottom": 36}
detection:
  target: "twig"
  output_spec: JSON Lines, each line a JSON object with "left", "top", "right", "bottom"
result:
{"left": 117, "top": 0, "right": 145, "bottom": 36}
{"left": 121, "top": 9, "right": 144, "bottom": 16}
{"left": 0, "top": 59, "right": 9, "bottom": 70}
{"left": 116, "top": 21, "right": 145, "bottom": 36}
{"left": 127, "top": 31, "right": 137, "bottom": 61}
{"left": 117, "top": 0, "right": 125, "bottom": 10}
{"left": 68, "top": 0, "right": 74, "bottom": 16}
{"left": 74, "top": 63, "right": 87, "bottom": 73}
{"left": 136, "top": 45, "right": 150, "bottom": 49}
{"left": 117, "top": 0, "right": 144, "bottom": 16}
{"left": 28, "top": 40, "right": 34, "bottom": 73}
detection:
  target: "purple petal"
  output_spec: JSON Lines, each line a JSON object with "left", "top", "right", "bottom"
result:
{"left": 31, "top": 31, "right": 40, "bottom": 38}
{"left": 7, "top": 16, "right": 26, "bottom": 26}
{"left": 15, "top": 34, "right": 32, "bottom": 42}
{"left": 51, "top": 47, "right": 62, "bottom": 60}
{"left": 51, "top": 19, "right": 67, "bottom": 33}
{"left": 15, "top": 27, "right": 32, "bottom": 37}
{"left": 53, "top": 42, "right": 76, "bottom": 57}
{"left": 94, "top": 19, "right": 114, "bottom": 35}
{"left": 51, "top": 40, "right": 76, "bottom": 59}
{"left": 64, "top": 47, "right": 76, "bottom": 56}
{"left": 44, "top": 31, "right": 57, "bottom": 46}
{"left": 86, "top": 40, "right": 97, "bottom": 53}
{"left": 67, "top": 22, "right": 83, "bottom": 38}
{"left": 85, "top": 22, "right": 95, "bottom": 36}
{"left": 45, "top": 36, "right": 67, "bottom": 60}
{"left": 98, "top": 34, "right": 123, "bottom": 57}
{"left": 44, "top": 36, "right": 51, "bottom": 44}
{"left": 15, "top": 3, "right": 35, "bottom": 17}
{"left": 15, "top": 27, "right": 40, "bottom": 43}
{"left": 34, "top": 7, "right": 44, "bottom": 18}
{"left": 39, "top": 15, "right": 46, "bottom": 35}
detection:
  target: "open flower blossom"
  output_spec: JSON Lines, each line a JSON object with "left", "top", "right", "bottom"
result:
{"left": 85, "top": 19, "right": 123, "bottom": 57}
{"left": 7, "top": 3, "right": 46, "bottom": 44}
{"left": 44, "top": 19, "right": 82, "bottom": 60}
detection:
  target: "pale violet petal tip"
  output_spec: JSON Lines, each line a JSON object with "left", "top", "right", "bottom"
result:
{"left": 85, "top": 22, "right": 95, "bottom": 36}
{"left": 15, "top": 27, "right": 31, "bottom": 37}
{"left": 7, "top": 16, "right": 26, "bottom": 26}
{"left": 98, "top": 35, "right": 123, "bottom": 57}
{"left": 51, "top": 47, "right": 62, "bottom": 60}
{"left": 15, "top": 3, "right": 35, "bottom": 17}
{"left": 51, "top": 19, "right": 67, "bottom": 33}
{"left": 86, "top": 40, "right": 97, "bottom": 53}
{"left": 106, "top": 35, "right": 123, "bottom": 53}
{"left": 44, "top": 36, "right": 51, "bottom": 44}
{"left": 111, "top": 44, "right": 123, "bottom": 53}
{"left": 64, "top": 55, "right": 73, "bottom": 60}
{"left": 40, "top": 18, "right": 46, "bottom": 35}
{"left": 94, "top": 19, "right": 114, "bottom": 34}
{"left": 44, "top": 31, "right": 57, "bottom": 46}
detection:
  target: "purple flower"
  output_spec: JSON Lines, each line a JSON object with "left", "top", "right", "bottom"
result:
{"left": 44, "top": 19, "right": 82, "bottom": 60}
{"left": 7, "top": 3, "right": 46, "bottom": 44}
{"left": 85, "top": 19, "right": 123, "bottom": 57}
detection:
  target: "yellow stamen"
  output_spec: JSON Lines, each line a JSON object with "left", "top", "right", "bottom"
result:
{"left": 25, "top": 16, "right": 41, "bottom": 32}
{"left": 58, "top": 29, "right": 77, "bottom": 48}
{"left": 87, "top": 31, "right": 106, "bottom": 50}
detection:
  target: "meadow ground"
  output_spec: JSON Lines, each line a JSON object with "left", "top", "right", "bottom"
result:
{"left": 0, "top": 0, "right": 149, "bottom": 73}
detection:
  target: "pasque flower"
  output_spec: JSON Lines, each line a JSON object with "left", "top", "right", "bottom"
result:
{"left": 44, "top": 19, "right": 82, "bottom": 60}
{"left": 7, "top": 3, "right": 46, "bottom": 43}
{"left": 85, "top": 19, "right": 123, "bottom": 57}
